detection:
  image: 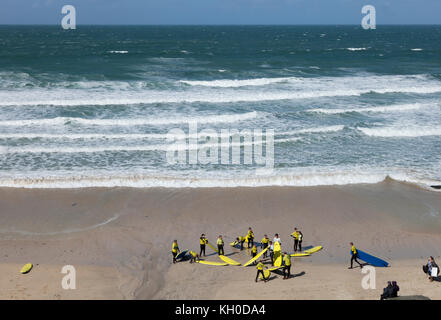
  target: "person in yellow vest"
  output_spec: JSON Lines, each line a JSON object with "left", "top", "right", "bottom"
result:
{"left": 200, "top": 234, "right": 207, "bottom": 257}
{"left": 247, "top": 227, "right": 254, "bottom": 249}
{"left": 283, "top": 252, "right": 291, "bottom": 279}
{"left": 261, "top": 235, "right": 270, "bottom": 259}
{"left": 172, "top": 240, "right": 180, "bottom": 264}
{"left": 217, "top": 235, "right": 225, "bottom": 256}
{"left": 189, "top": 250, "right": 199, "bottom": 263}
{"left": 255, "top": 260, "right": 268, "bottom": 283}
{"left": 251, "top": 244, "right": 258, "bottom": 265}
{"left": 349, "top": 242, "right": 363, "bottom": 269}
{"left": 235, "top": 236, "right": 246, "bottom": 251}
{"left": 290, "top": 227, "right": 300, "bottom": 252}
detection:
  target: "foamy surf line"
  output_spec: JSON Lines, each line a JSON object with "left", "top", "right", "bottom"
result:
{"left": 308, "top": 103, "right": 429, "bottom": 114}
{"left": 358, "top": 126, "right": 441, "bottom": 137}
{"left": 0, "top": 172, "right": 437, "bottom": 189}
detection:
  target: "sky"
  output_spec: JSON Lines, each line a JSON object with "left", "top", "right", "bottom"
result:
{"left": 0, "top": 0, "right": 440, "bottom": 25}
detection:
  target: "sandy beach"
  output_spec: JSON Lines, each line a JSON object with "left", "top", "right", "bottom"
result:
{"left": 0, "top": 178, "right": 440, "bottom": 300}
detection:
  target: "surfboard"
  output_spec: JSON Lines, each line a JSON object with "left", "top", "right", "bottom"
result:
{"left": 267, "top": 266, "right": 283, "bottom": 272}
{"left": 197, "top": 260, "right": 228, "bottom": 266}
{"left": 243, "top": 247, "right": 269, "bottom": 267}
{"left": 354, "top": 249, "right": 389, "bottom": 267}
{"left": 219, "top": 255, "right": 241, "bottom": 266}
{"left": 20, "top": 263, "right": 33, "bottom": 274}
{"left": 175, "top": 250, "right": 188, "bottom": 260}
{"left": 273, "top": 241, "right": 282, "bottom": 267}
{"left": 259, "top": 269, "right": 270, "bottom": 280}
{"left": 304, "top": 246, "right": 323, "bottom": 255}
{"left": 290, "top": 253, "right": 310, "bottom": 257}
{"left": 206, "top": 241, "right": 218, "bottom": 253}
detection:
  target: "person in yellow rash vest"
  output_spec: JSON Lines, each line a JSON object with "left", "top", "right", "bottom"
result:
{"left": 290, "top": 228, "right": 300, "bottom": 252}
{"left": 200, "top": 234, "right": 207, "bottom": 257}
{"left": 255, "top": 260, "right": 268, "bottom": 283}
{"left": 349, "top": 242, "right": 363, "bottom": 269}
{"left": 217, "top": 235, "right": 225, "bottom": 256}
{"left": 283, "top": 252, "right": 291, "bottom": 279}
{"left": 189, "top": 250, "right": 199, "bottom": 263}
{"left": 247, "top": 227, "right": 254, "bottom": 249}
{"left": 235, "top": 236, "right": 246, "bottom": 251}
{"left": 251, "top": 244, "right": 258, "bottom": 265}
{"left": 261, "top": 235, "right": 269, "bottom": 259}
{"left": 172, "top": 240, "right": 180, "bottom": 264}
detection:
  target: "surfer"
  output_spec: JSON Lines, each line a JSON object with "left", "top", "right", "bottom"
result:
{"left": 200, "top": 234, "right": 207, "bottom": 257}
{"left": 255, "top": 260, "right": 268, "bottom": 283}
{"left": 349, "top": 242, "right": 363, "bottom": 269}
{"left": 217, "top": 235, "right": 225, "bottom": 256}
{"left": 283, "top": 252, "right": 291, "bottom": 279}
{"left": 189, "top": 250, "right": 199, "bottom": 263}
{"left": 290, "top": 228, "right": 300, "bottom": 252}
{"left": 261, "top": 235, "right": 269, "bottom": 258}
{"left": 247, "top": 227, "right": 255, "bottom": 249}
{"left": 172, "top": 240, "right": 180, "bottom": 264}
{"left": 251, "top": 244, "right": 258, "bottom": 265}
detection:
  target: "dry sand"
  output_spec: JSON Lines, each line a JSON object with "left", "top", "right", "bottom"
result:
{"left": 0, "top": 178, "right": 440, "bottom": 299}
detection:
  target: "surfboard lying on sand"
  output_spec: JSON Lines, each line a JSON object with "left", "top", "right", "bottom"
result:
{"left": 197, "top": 260, "right": 228, "bottom": 266}
{"left": 175, "top": 250, "right": 188, "bottom": 260}
{"left": 259, "top": 269, "right": 270, "bottom": 280}
{"left": 243, "top": 247, "right": 269, "bottom": 267}
{"left": 219, "top": 255, "right": 241, "bottom": 266}
{"left": 20, "top": 263, "right": 33, "bottom": 274}
{"left": 290, "top": 253, "right": 310, "bottom": 257}
{"left": 206, "top": 241, "right": 218, "bottom": 253}
{"left": 304, "top": 246, "right": 323, "bottom": 255}
{"left": 354, "top": 249, "right": 389, "bottom": 267}
{"left": 267, "top": 266, "right": 283, "bottom": 272}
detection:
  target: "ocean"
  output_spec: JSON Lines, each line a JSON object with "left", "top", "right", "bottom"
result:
{"left": 0, "top": 25, "right": 440, "bottom": 188}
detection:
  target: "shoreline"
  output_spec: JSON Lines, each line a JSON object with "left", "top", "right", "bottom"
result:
{"left": 0, "top": 179, "right": 440, "bottom": 299}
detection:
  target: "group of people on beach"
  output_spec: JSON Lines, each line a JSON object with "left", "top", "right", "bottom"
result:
{"left": 171, "top": 226, "right": 305, "bottom": 283}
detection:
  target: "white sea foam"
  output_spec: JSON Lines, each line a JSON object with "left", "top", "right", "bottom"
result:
{"left": 108, "top": 50, "right": 128, "bottom": 54}
{"left": 308, "top": 103, "right": 426, "bottom": 114}
{"left": 280, "top": 125, "right": 345, "bottom": 135}
{"left": 179, "top": 77, "right": 293, "bottom": 87}
{"left": 358, "top": 126, "right": 441, "bottom": 137}
{"left": 0, "top": 111, "right": 260, "bottom": 127}
{"left": 346, "top": 47, "right": 367, "bottom": 51}
{"left": 411, "top": 48, "right": 423, "bottom": 51}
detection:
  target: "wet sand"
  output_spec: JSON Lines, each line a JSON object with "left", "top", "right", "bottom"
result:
{"left": 0, "top": 178, "right": 440, "bottom": 299}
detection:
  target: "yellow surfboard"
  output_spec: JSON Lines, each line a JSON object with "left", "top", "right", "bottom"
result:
{"left": 219, "top": 255, "right": 241, "bottom": 266}
{"left": 206, "top": 241, "right": 218, "bottom": 253}
{"left": 304, "top": 246, "right": 323, "bottom": 255}
{"left": 20, "top": 263, "right": 33, "bottom": 274}
{"left": 259, "top": 269, "right": 270, "bottom": 280}
{"left": 243, "top": 247, "right": 269, "bottom": 267}
{"left": 267, "top": 266, "right": 283, "bottom": 272}
{"left": 197, "top": 260, "right": 227, "bottom": 266}
{"left": 290, "top": 253, "right": 310, "bottom": 257}
{"left": 273, "top": 241, "right": 282, "bottom": 267}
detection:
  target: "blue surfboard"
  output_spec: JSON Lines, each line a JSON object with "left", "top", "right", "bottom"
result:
{"left": 176, "top": 250, "right": 188, "bottom": 260}
{"left": 352, "top": 249, "right": 389, "bottom": 267}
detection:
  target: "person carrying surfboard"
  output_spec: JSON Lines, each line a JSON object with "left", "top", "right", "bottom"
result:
{"left": 283, "top": 252, "right": 291, "bottom": 279}
{"left": 261, "top": 235, "right": 269, "bottom": 258}
{"left": 172, "top": 240, "right": 180, "bottom": 264}
{"left": 217, "top": 235, "right": 225, "bottom": 256}
{"left": 189, "top": 250, "right": 199, "bottom": 263}
{"left": 247, "top": 227, "right": 254, "bottom": 249}
{"left": 349, "top": 242, "right": 363, "bottom": 269}
{"left": 200, "top": 234, "right": 207, "bottom": 257}
{"left": 255, "top": 260, "right": 268, "bottom": 283}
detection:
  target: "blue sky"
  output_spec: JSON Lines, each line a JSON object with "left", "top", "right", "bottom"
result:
{"left": 1, "top": 0, "right": 440, "bottom": 25}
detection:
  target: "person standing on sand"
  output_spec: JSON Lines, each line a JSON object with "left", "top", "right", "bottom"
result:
{"left": 273, "top": 233, "right": 281, "bottom": 245}
{"left": 247, "top": 227, "right": 254, "bottom": 249}
{"left": 217, "top": 235, "right": 225, "bottom": 256}
{"left": 255, "top": 260, "right": 268, "bottom": 283}
{"left": 261, "top": 235, "right": 269, "bottom": 258}
{"left": 290, "top": 228, "right": 300, "bottom": 252}
{"left": 172, "top": 240, "right": 180, "bottom": 264}
{"left": 298, "top": 230, "right": 303, "bottom": 252}
{"left": 423, "top": 256, "right": 439, "bottom": 281}
{"left": 251, "top": 244, "right": 258, "bottom": 265}
{"left": 349, "top": 242, "right": 363, "bottom": 269}
{"left": 283, "top": 252, "right": 291, "bottom": 279}
{"left": 200, "top": 234, "right": 207, "bottom": 257}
